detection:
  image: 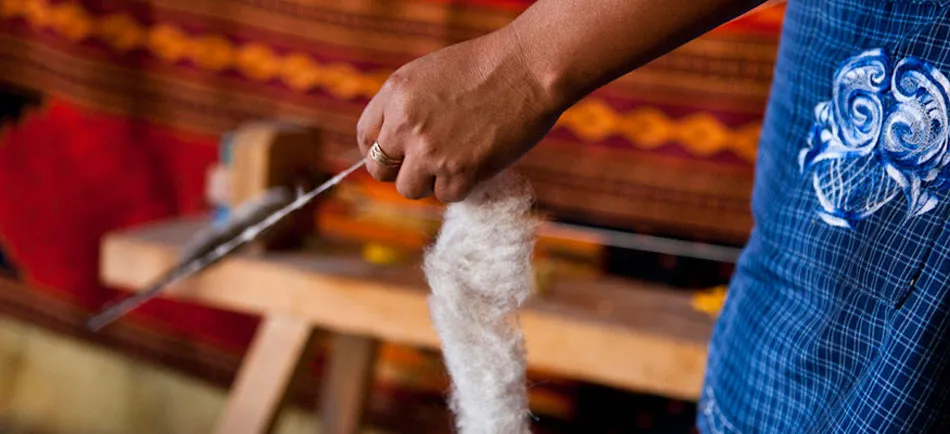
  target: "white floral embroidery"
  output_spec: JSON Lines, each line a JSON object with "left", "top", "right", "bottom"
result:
{"left": 800, "top": 48, "right": 950, "bottom": 228}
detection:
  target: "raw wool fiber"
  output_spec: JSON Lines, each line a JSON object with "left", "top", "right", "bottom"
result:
{"left": 424, "top": 170, "right": 539, "bottom": 434}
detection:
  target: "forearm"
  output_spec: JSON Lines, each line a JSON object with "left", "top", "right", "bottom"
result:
{"left": 500, "top": 0, "right": 768, "bottom": 110}
{"left": 356, "top": 0, "right": 769, "bottom": 201}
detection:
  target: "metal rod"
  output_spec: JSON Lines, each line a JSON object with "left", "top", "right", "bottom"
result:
{"left": 87, "top": 159, "right": 367, "bottom": 331}
{"left": 541, "top": 223, "right": 745, "bottom": 263}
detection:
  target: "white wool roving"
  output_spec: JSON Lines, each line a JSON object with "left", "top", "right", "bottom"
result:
{"left": 423, "top": 170, "right": 538, "bottom": 434}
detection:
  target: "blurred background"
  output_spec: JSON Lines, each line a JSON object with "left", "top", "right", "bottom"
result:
{"left": 0, "top": 0, "right": 785, "bottom": 433}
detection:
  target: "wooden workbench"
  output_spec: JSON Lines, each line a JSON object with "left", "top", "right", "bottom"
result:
{"left": 99, "top": 216, "right": 715, "bottom": 433}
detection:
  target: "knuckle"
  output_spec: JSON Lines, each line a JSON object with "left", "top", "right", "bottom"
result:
{"left": 437, "top": 180, "right": 470, "bottom": 203}
{"left": 389, "top": 93, "right": 416, "bottom": 121}
{"left": 367, "top": 164, "right": 393, "bottom": 182}
{"left": 416, "top": 136, "right": 437, "bottom": 156}
{"left": 384, "top": 91, "right": 423, "bottom": 125}
{"left": 381, "top": 74, "right": 404, "bottom": 95}
{"left": 379, "top": 102, "right": 404, "bottom": 125}
{"left": 387, "top": 69, "right": 408, "bottom": 88}
{"left": 442, "top": 158, "right": 465, "bottom": 176}
{"left": 397, "top": 183, "right": 424, "bottom": 200}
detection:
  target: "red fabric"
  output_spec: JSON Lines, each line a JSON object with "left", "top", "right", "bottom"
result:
{"left": 0, "top": 99, "right": 257, "bottom": 353}
{"left": 410, "top": 0, "right": 532, "bottom": 10}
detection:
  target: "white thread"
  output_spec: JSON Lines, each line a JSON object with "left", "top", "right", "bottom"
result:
{"left": 423, "top": 170, "right": 538, "bottom": 434}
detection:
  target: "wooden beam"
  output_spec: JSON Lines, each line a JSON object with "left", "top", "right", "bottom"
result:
{"left": 214, "top": 314, "right": 315, "bottom": 434}
{"left": 100, "top": 217, "right": 713, "bottom": 401}
{"left": 319, "top": 333, "right": 379, "bottom": 434}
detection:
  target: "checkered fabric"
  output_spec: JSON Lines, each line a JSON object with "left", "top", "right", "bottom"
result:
{"left": 698, "top": 1, "right": 950, "bottom": 432}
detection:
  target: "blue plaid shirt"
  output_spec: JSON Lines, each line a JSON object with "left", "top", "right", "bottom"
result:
{"left": 698, "top": 1, "right": 950, "bottom": 432}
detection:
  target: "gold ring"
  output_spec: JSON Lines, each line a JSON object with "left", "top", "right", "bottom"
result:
{"left": 368, "top": 141, "right": 403, "bottom": 167}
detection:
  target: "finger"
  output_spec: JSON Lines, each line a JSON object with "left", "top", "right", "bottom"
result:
{"left": 434, "top": 172, "right": 474, "bottom": 203}
{"left": 395, "top": 155, "right": 436, "bottom": 200}
{"left": 366, "top": 121, "right": 406, "bottom": 182}
{"left": 356, "top": 92, "right": 387, "bottom": 157}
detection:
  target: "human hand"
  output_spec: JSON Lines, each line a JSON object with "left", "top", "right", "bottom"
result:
{"left": 356, "top": 28, "right": 562, "bottom": 203}
{"left": 356, "top": 0, "right": 764, "bottom": 203}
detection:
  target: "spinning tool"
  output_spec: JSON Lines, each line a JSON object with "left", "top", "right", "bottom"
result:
{"left": 86, "top": 159, "right": 366, "bottom": 331}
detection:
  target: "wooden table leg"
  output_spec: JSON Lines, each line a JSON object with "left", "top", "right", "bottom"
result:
{"left": 319, "top": 333, "right": 379, "bottom": 434}
{"left": 214, "top": 314, "right": 315, "bottom": 434}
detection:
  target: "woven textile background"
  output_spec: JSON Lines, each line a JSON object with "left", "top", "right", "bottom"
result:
{"left": 0, "top": 0, "right": 784, "bottom": 241}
